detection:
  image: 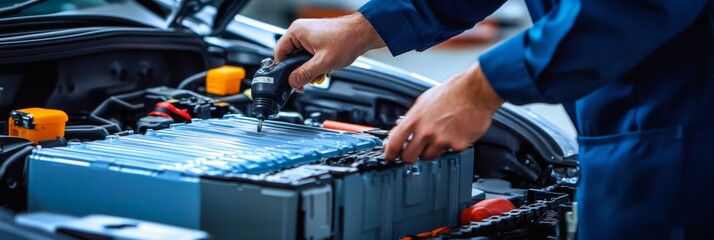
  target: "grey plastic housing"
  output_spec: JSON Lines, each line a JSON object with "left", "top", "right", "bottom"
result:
{"left": 15, "top": 212, "right": 210, "bottom": 240}
{"left": 332, "top": 149, "right": 474, "bottom": 239}
{"left": 199, "top": 178, "right": 333, "bottom": 240}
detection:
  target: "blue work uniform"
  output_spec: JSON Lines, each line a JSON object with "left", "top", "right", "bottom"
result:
{"left": 360, "top": 0, "right": 714, "bottom": 239}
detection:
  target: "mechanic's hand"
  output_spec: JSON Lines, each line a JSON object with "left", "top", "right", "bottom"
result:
{"left": 384, "top": 63, "right": 505, "bottom": 164}
{"left": 275, "top": 13, "right": 385, "bottom": 92}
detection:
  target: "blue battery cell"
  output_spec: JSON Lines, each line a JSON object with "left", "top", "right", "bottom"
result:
{"left": 30, "top": 116, "right": 381, "bottom": 175}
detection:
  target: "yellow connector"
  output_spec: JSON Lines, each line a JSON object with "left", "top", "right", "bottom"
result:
{"left": 310, "top": 70, "right": 333, "bottom": 85}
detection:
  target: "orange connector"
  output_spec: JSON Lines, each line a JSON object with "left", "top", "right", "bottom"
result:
{"left": 206, "top": 65, "right": 245, "bottom": 96}
{"left": 8, "top": 108, "right": 68, "bottom": 143}
{"left": 460, "top": 198, "right": 516, "bottom": 225}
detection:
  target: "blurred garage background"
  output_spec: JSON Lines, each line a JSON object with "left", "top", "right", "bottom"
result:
{"left": 240, "top": 0, "right": 577, "bottom": 137}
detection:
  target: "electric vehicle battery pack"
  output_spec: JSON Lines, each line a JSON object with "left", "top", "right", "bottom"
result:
{"left": 26, "top": 116, "right": 474, "bottom": 239}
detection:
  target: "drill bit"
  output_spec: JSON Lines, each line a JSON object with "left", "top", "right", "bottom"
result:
{"left": 257, "top": 119, "right": 264, "bottom": 132}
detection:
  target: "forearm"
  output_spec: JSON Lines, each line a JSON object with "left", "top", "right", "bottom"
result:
{"left": 451, "top": 63, "right": 505, "bottom": 114}
{"left": 341, "top": 13, "right": 387, "bottom": 54}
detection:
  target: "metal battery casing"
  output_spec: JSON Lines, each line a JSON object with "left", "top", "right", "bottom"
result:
{"left": 27, "top": 116, "right": 473, "bottom": 239}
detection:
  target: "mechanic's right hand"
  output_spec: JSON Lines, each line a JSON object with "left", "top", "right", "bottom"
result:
{"left": 275, "top": 13, "right": 386, "bottom": 92}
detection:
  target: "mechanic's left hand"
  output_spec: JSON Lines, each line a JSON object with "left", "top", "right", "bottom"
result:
{"left": 384, "top": 63, "right": 505, "bottom": 164}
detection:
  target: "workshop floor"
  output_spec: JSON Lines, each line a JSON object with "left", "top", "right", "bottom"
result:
{"left": 364, "top": 48, "right": 578, "bottom": 137}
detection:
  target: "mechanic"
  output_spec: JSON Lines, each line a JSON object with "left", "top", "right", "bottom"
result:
{"left": 274, "top": 0, "right": 714, "bottom": 239}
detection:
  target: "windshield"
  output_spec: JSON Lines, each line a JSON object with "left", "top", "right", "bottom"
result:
{"left": 0, "top": 0, "right": 179, "bottom": 28}
{"left": 1, "top": 0, "right": 112, "bottom": 16}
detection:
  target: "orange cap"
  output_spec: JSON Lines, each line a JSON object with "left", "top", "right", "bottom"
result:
{"left": 206, "top": 66, "right": 245, "bottom": 96}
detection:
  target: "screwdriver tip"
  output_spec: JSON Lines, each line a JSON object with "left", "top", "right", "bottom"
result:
{"left": 257, "top": 119, "right": 263, "bottom": 132}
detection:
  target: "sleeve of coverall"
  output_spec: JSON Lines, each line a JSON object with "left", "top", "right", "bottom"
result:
{"left": 358, "top": 0, "right": 507, "bottom": 56}
{"left": 360, "top": 0, "right": 710, "bottom": 104}
{"left": 478, "top": 0, "right": 710, "bottom": 104}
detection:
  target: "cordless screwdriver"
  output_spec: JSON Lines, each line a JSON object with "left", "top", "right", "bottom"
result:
{"left": 251, "top": 51, "right": 323, "bottom": 132}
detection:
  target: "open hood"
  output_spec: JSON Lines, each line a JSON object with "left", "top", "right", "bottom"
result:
{"left": 168, "top": 0, "right": 249, "bottom": 36}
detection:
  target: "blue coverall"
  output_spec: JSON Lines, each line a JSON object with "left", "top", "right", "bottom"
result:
{"left": 359, "top": 0, "right": 714, "bottom": 238}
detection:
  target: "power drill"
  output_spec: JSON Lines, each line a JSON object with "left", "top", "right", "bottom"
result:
{"left": 250, "top": 51, "right": 314, "bottom": 132}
